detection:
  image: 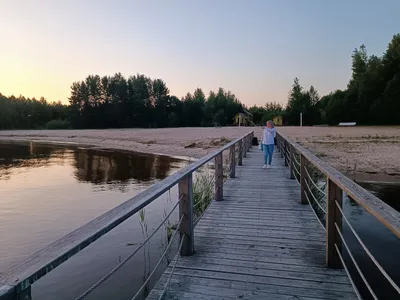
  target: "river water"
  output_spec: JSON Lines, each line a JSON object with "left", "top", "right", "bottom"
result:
{"left": 1, "top": 142, "right": 399, "bottom": 299}
{"left": 343, "top": 181, "right": 400, "bottom": 300}
{"left": 0, "top": 141, "right": 185, "bottom": 300}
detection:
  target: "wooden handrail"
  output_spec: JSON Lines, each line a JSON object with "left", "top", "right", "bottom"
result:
{"left": 276, "top": 131, "right": 400, "bottom": 298}
{"left": 276, "top": 132, "right": 400, "bottom": 239}
{"left": 0, "top": 131, "right": 254, "bottom": 300}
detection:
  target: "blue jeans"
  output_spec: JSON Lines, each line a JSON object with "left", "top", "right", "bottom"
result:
{"left": 263, "top": 144, "right": 274, "bottom": 165}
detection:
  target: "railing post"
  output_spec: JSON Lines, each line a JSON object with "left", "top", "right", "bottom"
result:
{"left": 179, "top": 173, "right": 194, "bottom": 256}
{"left": 289, "top": 145, "right": 295, "bottom": 179}
{"left": 229, "top": 145, "right": 235, "bottom": 178}
{"left": 238, "top": 140, "right": 243, "bottom": 166}
{"left": 284, "top": 141, "right": 288, "bottom": 166}
{"left": 326, "top": 178, "right": 343, "bottom": 269}
{"left": 249, "top": 133, "right": 253, "bottom": 151}
{"left": 0, "top": 285, "right": 31, "bottom": 300}
{"left": 243, "top": 138, "right": 247, "bottom": 158}
{"left": 280, "top": 136, "right": 283, "bottom": 157}
{"left": 300, "top": 155, "right": 307, "bottom": 204}
{"left": 215, "top": 152, "right": 223, "bottom": 201}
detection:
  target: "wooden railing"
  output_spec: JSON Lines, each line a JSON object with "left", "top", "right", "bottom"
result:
{"left": 0, "top": 131, "right": 254, "bottom": 300}
{"left": 276, "top": 132, "right": 400, "bottom": 299}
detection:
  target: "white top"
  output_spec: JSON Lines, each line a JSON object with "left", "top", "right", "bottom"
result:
{"left": 262, "top": 128, "right": 276, "bottom": 145}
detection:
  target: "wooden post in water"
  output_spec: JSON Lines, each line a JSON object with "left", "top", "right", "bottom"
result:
{"left": 229, "top": 145, "right": 235, "bottom": 178}
{"left": 326, "top": 179, "right": 343, "bottom": 268}
{"left": 238, "top": 140, "right": 243, "bottom": 166}
{"left": 300, "top": 155, "right": 307, "bottom": 204}
{"left": 215, "top": 153, "right": 223, "bottom": 201}
{"left": 178, "top": 173, "right": 194, "bottom": 256}
{"left": 289, "top": 145, "right": 295, "bottom": 179}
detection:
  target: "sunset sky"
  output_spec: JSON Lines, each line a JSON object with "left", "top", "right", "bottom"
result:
{"left": 1, "top": 0, "right": 399, "bottom": 107}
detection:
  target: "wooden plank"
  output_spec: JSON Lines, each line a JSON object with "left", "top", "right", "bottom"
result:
{"left": 162, "top": 268, "right": 355, "bottom": 292}
{"left": 174, "top": 255, "right": 344, "bottom": 275}
{"left": 193, "top": 232, "right": 326, "bottom": 247}
{"left": 170, "top": 262, "right": 351, "bottom": 284}
{"left": 194, "top": 229, "right": 325, "bottom": 244}
{"left": 152, "top": 275, "right": 358, "bottom": 300}
{"left": 196, "top": 219, "right": 322, "bottom": 231}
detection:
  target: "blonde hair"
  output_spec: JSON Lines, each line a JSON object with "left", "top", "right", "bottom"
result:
{"left": 267, "top": 120, "right": 275, "bottom": 128}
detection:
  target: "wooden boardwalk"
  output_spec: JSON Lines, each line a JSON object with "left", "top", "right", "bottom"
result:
{"left": 147, "top": 147, "right": 357, "bottom": 300}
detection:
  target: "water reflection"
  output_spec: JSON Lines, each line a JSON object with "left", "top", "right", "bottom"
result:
{"left": 358, "top": 181, "right": 400, "bottom": 212}
{"left": 0, "top": 141, "right": 182, "bottom": 189}
{"left": 0, "top": 141, "right": 184, "bottom": 300}
{"left": 0, "top": 142, "right": 57, "bottom": 180}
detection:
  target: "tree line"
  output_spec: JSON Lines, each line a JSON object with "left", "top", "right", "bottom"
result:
{"left": 0, "top": 94, "right": 68, "bottom": 130}
{"left": 0, "top": 75, "right": 244, "bottom": 129}
{"left": 68, "top": 74, "right": 243, "bottom": 128}
{"left": 1, "top": 33, "right": 399, "bottom": 129}
{"left": 282, "top": 33, "right": 400, "bottom": 126}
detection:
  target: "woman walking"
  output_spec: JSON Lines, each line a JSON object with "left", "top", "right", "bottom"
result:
{"left": 261, "top": 120, "right": 276, "bottom": 169}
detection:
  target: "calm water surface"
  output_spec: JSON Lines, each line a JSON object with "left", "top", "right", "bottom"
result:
{"left": 343, "top": 182, "right": 400, "bottom": 300}
{"left": 0, "top": 141, "right": 185, "bottom": 300}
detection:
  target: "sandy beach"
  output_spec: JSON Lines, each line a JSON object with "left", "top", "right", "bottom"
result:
{"left": 1, "top": 126, "right": 399, "bottom": 181}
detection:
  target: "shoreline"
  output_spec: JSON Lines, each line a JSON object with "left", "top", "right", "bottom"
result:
{"left": 0, "top": 137, "right": 196, "bottom": 162}
{"left": 1, "top": 126, "right": 400, "bottom": 184}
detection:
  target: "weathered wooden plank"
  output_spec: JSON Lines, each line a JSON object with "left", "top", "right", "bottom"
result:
{"left": 152, "top": 286, "right": 320, "bottom": 300}
{"left": 174, "top": 255, "right": 344, "bottom": 275}
{"left": 166, "top": 249, "right": 326, "bottom": 268}
{"left": 153, "top": 275, "right": 358, "bottom": 300}
{"left": 193, "top": 232, "right": 326, "bottom": 247}
{"left": 161, "top": 268, "right": 355, "bottom": 292}
{"left": 194, "top": 240, "right": 325, "bottom": 255}
{"left": 170, "top": 262, "right": 351, "bottom": 284}
{"left": 195, "top": 219, "right": 322, "bottom": 231}
{"left": 194, "top": 225, "right": 325, "bottom": 241}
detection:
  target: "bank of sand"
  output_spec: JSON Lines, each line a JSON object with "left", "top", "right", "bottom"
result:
{"left": 0, "top": 126, "right": 399, "bottom": 181}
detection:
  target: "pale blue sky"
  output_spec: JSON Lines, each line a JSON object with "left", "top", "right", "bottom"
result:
{"left": 1, "top": 0, "right": 399, "bottom": 106}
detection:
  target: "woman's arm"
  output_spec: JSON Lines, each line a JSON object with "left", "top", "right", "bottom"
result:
{"left": 265, "top": 128, "right": 275, "bottom": 134}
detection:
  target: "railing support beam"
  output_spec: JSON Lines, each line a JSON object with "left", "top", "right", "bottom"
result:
{"left": 284, "top": 141, "right": 288, "bottom": 166}
{"left": 215, "top": 153, "right": 223, "bottom": 201}
{"left": 289, "top": 145, "right": 295, "bottom": 179}
{"left": 0, "top": 285, "right": 31, "bottom": 300}
{"left": 229, "top": 145, "right": 235, "bottom": 178}
{"left": 300, "top": 155, "right": 307, "bottom": 204}
{"left": 238, "top": 140, "right": 243, "bottom": 166}
{"left": 179, "top": 173, "right": 194, "bottom": 256}
{"left": 243, "top": 138, "right": 247, "bottom": 158}
{"left": 326, "top": 179, "right": 343, "bottom": 268}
